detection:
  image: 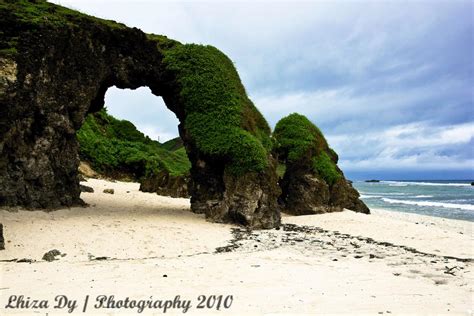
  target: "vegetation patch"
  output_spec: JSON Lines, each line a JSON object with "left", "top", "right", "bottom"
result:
{"left": 77, "top": 108, "right": 190, "bottom": 180}
{"left": 312, "top": 151, "right": 340, "bottom": 185}
{"left": 273, "top": 113, "right": 341, "bottom": 185}
{"left": 161, "top": 44, "right": 271, "bottom": 175}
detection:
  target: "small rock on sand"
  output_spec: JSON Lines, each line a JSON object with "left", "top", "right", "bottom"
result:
{"left": 103, "top": 189, "right": 114, "bottom": 194}
{"left": 42, "top": 249, "right": 62, "bottom": 262}
{"left": 80, "top": 185, "right": 94, "bottom": 193}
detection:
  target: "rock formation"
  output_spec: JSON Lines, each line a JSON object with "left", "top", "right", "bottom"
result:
{"left": 0, "top": 1, "right": 369, "bottom": 228}
{"left": 273, "top": 114, "right": 369, "bottom": 215}
{"left": 0, "top": 0, "right": 280, "bottom": 228}
{"left": 140, "top": 171, "right": 190, "bottom": 198}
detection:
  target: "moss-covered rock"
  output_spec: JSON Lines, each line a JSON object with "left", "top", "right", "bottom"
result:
{"left": 273, "top": 113, "right": 369, "bottom": 215}
{"left": 0, "top": 0, "right": 280, "bottom": 228}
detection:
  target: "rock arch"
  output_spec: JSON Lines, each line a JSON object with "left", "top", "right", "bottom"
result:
{"left": 0, "top": 1, "right": 280, "bottom": 228}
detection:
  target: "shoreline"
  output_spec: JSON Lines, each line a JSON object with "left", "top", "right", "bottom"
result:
{"left": 0, "top": 178, "right": 472, "bottom": 314}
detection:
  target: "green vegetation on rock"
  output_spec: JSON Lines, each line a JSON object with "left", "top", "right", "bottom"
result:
{"left": 77, "top": 108, "right": 190, "bottom": 179}
{"left": 273, "top": 113, "right": 341, "bottom": 185}
{"left": 0, "top": 0, "right": 124, "bottom": 56}
{"left": 0, "top": 0, "right": 124, "bottom": 28}
{"left": 161, "top": 43, "right": 271, "bottom": 175}
{"left": 273, "top": 113, "right": 326, "bottom": 162}
{"left": 312, "top": 151, "right": 340, "bottom": 185}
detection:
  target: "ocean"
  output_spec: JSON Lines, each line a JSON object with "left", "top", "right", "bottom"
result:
{"left": 352, "top": 180, "right": 474, "bottom": 222}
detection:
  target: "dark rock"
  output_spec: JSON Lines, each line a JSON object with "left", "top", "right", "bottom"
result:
{"left": 42, "top": 249, "right": 61, "bottom": 262}
{"left": 330, "top": 178, "right": 370, "bottom": 214}
{"left": 80, "top": 185, "right": 94, "bottom": 193}
{"left": 279, "top": 167, "right": 340, "bottom": 215}
{"left": 0, "top": 223, "right": 4, "bottom": 250}
{"left": 0, "top": 1, "right": 280, "bottom": 229}
{"left": 103, "top": 189, "right": 114, "bottom": 194}
{"left": 365, "top": 180, "right": 380, "bottom": 183}
{"left": 471, "top": 182, "right": 474, "bottom": 186}
{"left": 140, "top": 171, "right": 190, "bottom": 198}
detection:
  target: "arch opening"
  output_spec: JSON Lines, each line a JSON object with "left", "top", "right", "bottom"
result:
{"left": 78, "top": 85, "right": 191, "bottom": 197}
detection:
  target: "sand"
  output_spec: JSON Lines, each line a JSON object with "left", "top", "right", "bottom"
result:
{"left": 0, "top": 178, "right": 472, "bottom": 315}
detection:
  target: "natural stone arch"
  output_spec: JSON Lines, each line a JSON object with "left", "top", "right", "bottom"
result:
{"left": 0, "top": 1, "right": 280, "bottom": 228}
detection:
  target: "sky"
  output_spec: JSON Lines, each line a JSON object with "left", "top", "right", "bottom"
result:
{"left": 50, "top": 0, "right": 474, "bottom": 180}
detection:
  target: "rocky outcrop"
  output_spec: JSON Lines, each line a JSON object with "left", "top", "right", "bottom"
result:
{"left": 274, "top": 114, "right": 369, "bottom": 215}
{"left": 0, "top": 1, "right": 280, "bottom": 228}
{"left": 140, "top": 171, "right": 190, "bottom": 198}
{"left": 279, "top": 165, "right": 340, "bottom": 215}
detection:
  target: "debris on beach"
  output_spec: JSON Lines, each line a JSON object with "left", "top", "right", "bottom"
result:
{"left": 80, "top": 185, "right": 94, "bottom": 193}
{"left": 42, "top": 249, "right": 62, "bottom": 262}
{"left": 103, "top": 188, "right": 114, "bottom": 194}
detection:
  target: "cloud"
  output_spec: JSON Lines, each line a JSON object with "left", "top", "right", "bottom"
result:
{"left": 328, "top": 122, "right": 474, "bottom": 171}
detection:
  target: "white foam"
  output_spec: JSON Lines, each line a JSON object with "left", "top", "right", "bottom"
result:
{"left": 360, "top": 195, "right": 382, "bottom": 199}
{"left": 382, "top": 198, "right": 474, "bottom": 211}
{"left": 382, "top": 181, "right": 472, "bottom": 187}
{"left": 413, "top": 195, "right": 434, "bottom": 198}
{"left": 359, "top": 192, "right": 406, "bottom": 196}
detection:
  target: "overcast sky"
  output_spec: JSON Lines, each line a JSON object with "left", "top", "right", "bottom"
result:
{"left": 50, "top": 0, "right": 473, "bottom": 180}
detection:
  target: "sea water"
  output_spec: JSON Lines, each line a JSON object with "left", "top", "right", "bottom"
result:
{"left": 352, "top": 180, "right": 474, "bottom": 222}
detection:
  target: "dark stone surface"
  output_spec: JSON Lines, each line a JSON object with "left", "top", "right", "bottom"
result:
{"left": 330, "top": 178, "right": 370, "bottom": 214}
{"left": 0, "top": 223, "right": 4, "bottom": 250}
{"left": 0, "top": 3, "right": 280, "bottom": 229}
{"left": 279, "top": 165, "right": 339, "bottom": 215}
{"left": 279, "top": 163, "right": 369, "bottom": 215}
{"left": 140, "top": 170, "right": 190, "bottom": 198}
{"left": 42, "top": 249, "right": 61, "bottom": 262}
{"left": 80, "top": 184, "right": 94, "bottom": 193}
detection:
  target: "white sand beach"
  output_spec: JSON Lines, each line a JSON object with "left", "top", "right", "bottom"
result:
{"left": 0, "top": 178, "right": 472, "bottom": 315}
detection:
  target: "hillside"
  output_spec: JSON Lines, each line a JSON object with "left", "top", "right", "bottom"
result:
{"left": 77, "top": 108, "right": 190, "bottom": 180}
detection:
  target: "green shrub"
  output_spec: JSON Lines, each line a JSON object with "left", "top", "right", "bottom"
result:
{"left": 161, "top": 44, "right": 271, "bottom": 175}
{"left": 273, "top": 113, "right": 326, "bottom": 162}
{"left": 312, "top": 151, "right": 340, "bottom": 185}
{"left": 273, "top": 113, "right": 341, "bottom": 185}
{"left": 76, "top": 108, "right": 190, "bottom": 179}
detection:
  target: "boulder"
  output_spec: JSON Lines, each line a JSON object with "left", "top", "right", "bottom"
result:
{"left": 80, "top": 184, "right": 94, "bottom": 193}
{"left": 42, "top": 249, "right": 61, "bottom": 262}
